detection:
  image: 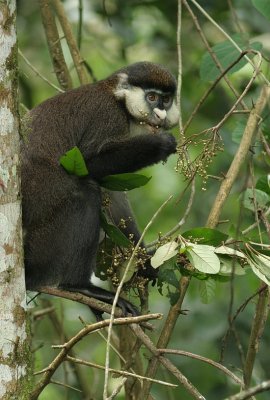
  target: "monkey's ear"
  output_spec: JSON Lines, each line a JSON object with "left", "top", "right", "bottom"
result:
{"left": 114, "top": 73, "right": 129, "bottom": 99}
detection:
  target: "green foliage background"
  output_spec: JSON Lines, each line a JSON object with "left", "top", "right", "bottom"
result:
{"left": 18, "top": 0, "right": 270, "bottom": 399}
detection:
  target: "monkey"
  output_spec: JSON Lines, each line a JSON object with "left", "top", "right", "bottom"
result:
{"left": 21, "top": 61, "right": 179, "bottom": 316}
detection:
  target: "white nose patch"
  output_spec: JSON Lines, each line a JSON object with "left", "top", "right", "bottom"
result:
{"left": 154, "top": 108, "right": 167, "bottom": 120}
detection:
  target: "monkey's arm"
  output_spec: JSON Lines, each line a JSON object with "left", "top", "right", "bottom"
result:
{"left": 85, "top": 132, "right": 177, "bottom": 181}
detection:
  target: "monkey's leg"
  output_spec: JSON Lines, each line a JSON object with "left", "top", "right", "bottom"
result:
{"left": 25, "top": 180, "right": 138, "bottom": 317}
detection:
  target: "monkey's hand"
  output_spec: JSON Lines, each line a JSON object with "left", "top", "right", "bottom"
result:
{"left": 154, "top": 132, "right": 177, "bottom": 162}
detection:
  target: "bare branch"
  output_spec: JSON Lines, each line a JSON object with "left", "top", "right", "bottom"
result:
{"left": 140, "top": 272, "right": 191, "bottom": 399}
{"left": 206, "top": 85, "right": 270, "bottom": 228}
{"left": 131, "top": 324, "right": 206, "bottom": 400}
{"left": 39, "top": 0, "right": 73, "bottom": 90}
{"left": 66, "top": 355, "right": 177, "bottom": 388}
{"left": 30, "top": 314, "right": 161, "bottom": 400}
{"left": 52, "top": 0, "right": 89, "bottom": 85}
{"left": 225, "top": 380, "right": 270, "bottom": 400}
{"left": 158, "top": 349, "right": 243, "bottom": 386}
{"left": 19, "top": 49, "right": 64, "bottom": 93}
{"left": 182, "top": 0, "right": 247, "bottom": 113}
{"left": 243, "top": 284, "right": 270, "bottom": 387}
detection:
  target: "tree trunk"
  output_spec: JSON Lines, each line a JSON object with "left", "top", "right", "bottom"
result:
{"left": 0, "top": 2, "right": 32, "bottom": 399}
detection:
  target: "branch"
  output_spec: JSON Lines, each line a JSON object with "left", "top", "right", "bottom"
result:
{"left": 34, "top": 287, "right": 157, "bottom": 330}
{"left": 131, "top": 324, "right": 206, "bottom": 400}
{"left": 30, "top": 314, "right": 161, "bottom": 400}
{"left": 206, "top": 85, "right": 270, "bottom": 228}
{"left": 188, "top": 0, "right": 270, "bottom": 85}
{"left": 40, "top": 298, "right": 94, "bottom": 398}
{"left": 52, "top": 0, "right": 89, "bottom": 85}
{"left": 147, "top": 179, "right": 196, "bottom": 249}
{"left": 66, "top": 355, "right": 177, "bottom": 388}
{"left": 140, "top": 272, "right": 191, "bottom": 399}
{"left": 225, "top": 380, "right": 270, "bottom": 400}
{"left": 243, "top": 284, "right": 270, "bottom": 387}
{"left": 19, "top": 49, "right": 64, "bottom": 93}
{"left": 103, "top": 196, "right": 173, "bottom": 398}
{"left": 39, "top": 0, "right": 73, "bottom": 90}
{"left": 158, "top": 349, "right": 243, "bottom": 386}
{"left": 182, "top": 0, "right": 247, "bottom": 113}
{"left": 183, "top": 51, "right": 250, "bottom": 132}
{"left": 176, "top": 0, "right": 183, "bottom": 133}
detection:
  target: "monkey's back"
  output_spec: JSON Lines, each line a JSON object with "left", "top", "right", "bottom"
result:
{"left": 21, "top": 80, "right": 129, "bottom": 226}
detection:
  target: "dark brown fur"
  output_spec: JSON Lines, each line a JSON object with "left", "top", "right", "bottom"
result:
{"left": 22, "top": 62, "right": 177, "bottom": 315}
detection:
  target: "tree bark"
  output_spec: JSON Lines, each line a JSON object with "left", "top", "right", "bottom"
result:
{"left": 0, "top": 2, "right": 32, "bottom": 399}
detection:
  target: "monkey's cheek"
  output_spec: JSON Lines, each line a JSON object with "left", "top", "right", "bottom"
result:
{"left": 139, "top": 120, "right": 162, "bottom": 134}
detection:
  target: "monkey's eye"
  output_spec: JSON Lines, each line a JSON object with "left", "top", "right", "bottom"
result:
{"left": 163, "top": 96, "right": 171, "bottom": 105}
{"left": 162, "top": 95, "right": 172, "bottom": 107}
{"left": 146, "top": 92, "right": 159, "bottom": 103}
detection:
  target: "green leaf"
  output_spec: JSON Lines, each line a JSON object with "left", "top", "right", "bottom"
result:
{"left": 101, "top": 173, "right": 151, "bottom": 191}
{"left": 219, "top": 255, "right": 246, "bottom": 276}
{"left": 215, "top": 245, "right": 247, "bottom": 259}
{"left": 151, "top": 241, "right": 179, "bottom": 269}
{"left": 242, "top": 188, "right": 270, "bottom": 211}
{"left": 252, "top": 0, "right": 270, "bottom": 20}
{"left": 100, "top": 213, "right": 131, "bottom": 248}
{"left": 200, "top": 35, "right": 262, "bottom": 82}
{"left": 60, "top": 146, "right": 89, "bottom": 176}
{"left": 182, "top": 227, "right": 228, "bottom": 246}
{"left": 199, "top": 279, "right": 216, "bottom": 304}
{"left": 247, "top": 252, "right": 270, "bottom": 285}
{"left": 158, "top": 268, "right": 179, "bottom": 289}
{"left": 256, "top": 176, "right": 270, "bottom": 196}
{"left": 187, "top": 243, "right": 220, "bottom": 274}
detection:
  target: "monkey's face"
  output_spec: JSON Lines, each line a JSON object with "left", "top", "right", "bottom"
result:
{"left": 114, "top": 72, "right": 179, "bottom": 134}
{"left": 125, "top": 87, "right": 179, "bottom": 132}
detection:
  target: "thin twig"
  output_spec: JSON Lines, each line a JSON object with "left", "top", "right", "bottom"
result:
{"left": 108, "top": 378, "right": 127, "bottom": 400}
{"left": 40, "top": 298, "right": 94, "bottom": 398}
{"left": 158, "top": 349, "right": 243, "bottom": 386}
{"left": 140, "top": 271, "right": 191, "bottom": 399}
{"left": 213, "top": 52, "right": 262, "bottom": 132}
{"left": 50, "top": 379, "right": 82, "bottom": 392}
{"left": 182, "top": 0, "right": 247, "bottom": 113}
{"left": 52, "top": 0, "right": 89, "bottom": 85}
{"left": 77, "top": 0, "right": 83, "bottom": 49}
{"left": 66, "top": 356, "right": 177, "bottom": 387}
{"left": 39, "top": 0, "right": 73, "bottom": 90}
{"left": 188, "top": 0, "right": 270, "bottom": 85}
{"left": 183, "top": 51, "right": 250, "bottom": 132}
{"left": 225, "top": 379, "right": 270, "bottom": 400}
{"left": 242, "top": 207, "right": 270, "bottom": 236}
{"left": 176, "top": 0, "right": 183, "bottom": 134}
{"left": 147, "top": 179, "right": 196, "bottom": 249}
{"left": 103, "top": 196, "right": 173, "bottom": 399}
{"left": 30, "top": 314, "right": 160, "bottom": 400}
{"left": 19, "top": 49, "right": 64, "bottom": 93}
{"left": 131, "top": 324, "right": 206, "bottom": 400}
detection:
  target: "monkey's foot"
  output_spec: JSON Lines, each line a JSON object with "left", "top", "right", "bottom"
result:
{"left": 62, "top": 285, "right": 139, "bottom": 317}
